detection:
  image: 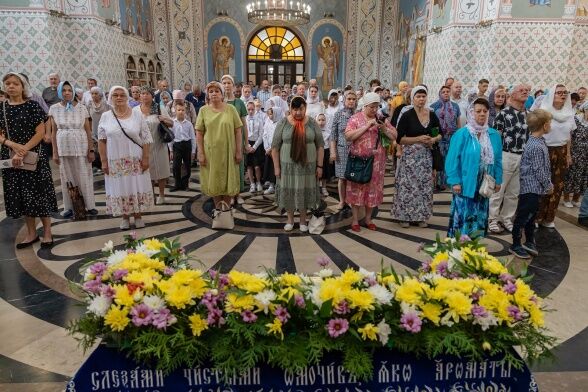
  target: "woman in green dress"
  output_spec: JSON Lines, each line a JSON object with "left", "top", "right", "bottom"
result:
{"left": 195, "top": 81, "right": 243, "bottom": 211}
{"left": 272, "top": 96, "right": 324, "bottom": 232}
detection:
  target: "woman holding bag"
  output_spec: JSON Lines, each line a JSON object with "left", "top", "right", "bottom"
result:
{"left": 0, "top": 72, "right": 57, "bottom": 248}
{"left": 345, "top": 92, "right": 397, "bottom": 232}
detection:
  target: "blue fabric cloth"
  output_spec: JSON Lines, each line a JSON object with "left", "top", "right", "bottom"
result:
{"left": 445, "top": 126, "right": 503, "bottom": 198}
{"left": 447, "top": 175, "right": 490, "bottom": 239}
{"left": 525, "top": 95, "right": 535, "bottom": 110}
{"left": 580, "top": 187, "right": 588, "bottom": 218}
{"left": 57, "top": 81, "right": 74, "bottom": 111}
{"left": 519, "top": 135, "right": 552, "bottom": 195}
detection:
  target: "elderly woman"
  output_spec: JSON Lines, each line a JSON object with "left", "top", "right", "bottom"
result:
{"left": 0, "top": 72, "right": 57, "bottom": 248}
{"left": 488, "top": 87, "right": 507, "bottom": 128}
{"left": 160, "top": 90, "right": 172, "bottom": 110}
{"left": 330, "top": 90, "right": 357, "bottom": 209}
{"left": 272, "top": 96, "right": 324, "bottom": 232}
{"left": 195, "top": 81, "right": 243, "bottom": 213}
{"left": 531, "top": 84, "right": 576, "bottom": 228}
{"left": 392, "top": 86, "right": 442, "bottom": 228}
{"left": 345, "top": 92, "right": 397, "bottom": 232}
{"left": 134, "top": 87, "right": 173, "bottom": 203}
{"left": 49, "top": 81, "right": 97, "bottom": 217}
{"left": 563, "top": 102, "right": 588, "bottom": 208}
{"left": 445, "top": 98, "right": 503, "bottom": 238}
{"left": 98, "top": 86, "right": 153, "bottom": 230}
{"left": 430, "top": 85, "right": 462, "bottom": 190}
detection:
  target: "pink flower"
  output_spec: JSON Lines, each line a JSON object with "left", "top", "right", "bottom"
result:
{"left": 316, "top": 256, "right": 331, "bottom": 268}
{"left": 207, "top": 308, "right": 225, "bottom": 326}
{"left": 83, "top": 278, "right": 103, "bottom": 294}
{"left": 241, "top": 310, "right": 258, "bottom": 323}
{"left": 273, "top": 305, "right": 291, "bottom": 323}
{"left": 508, "top": 305, "right": 523, "bottom": 322}
{"left": 151, "top": 308, "right": 176, "bottom": 330}
{"left": 400, "top": 311, "right": 422, "bottom": 333}
{"left": 130, "top": 304, "right": 153, "bottom": 327}
{"left": 294, "top": 294, "right": 306, "bottom": 308}
{"left": 112, "top": 269, "right": 129, "bottom": 281}
{"left": 502, "top": 281, "right": 517, "bottom": 295}
{"left": 163, "top": 267, "right": 175, "bottom": 276}
{"left": 89, "top": 262, "right": 107, "bottom": 276}
{"left": 327, "top": 318, "right": 349, "bottom": 338}
{"left": 334, "top": 300, "right": 350, "bottom": 315}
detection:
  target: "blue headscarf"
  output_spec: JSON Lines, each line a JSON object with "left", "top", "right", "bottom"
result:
{"left": 57, "top": 81, "right": 74, "bottom": 111}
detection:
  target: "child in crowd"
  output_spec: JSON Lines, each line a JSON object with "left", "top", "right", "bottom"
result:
{"left": 262, "top": 107, "right": 277, "bottom": 195}
{"left": 169, "top": 102, "right": 195, "bottom": 191}
{"left": 510, "top": 109, "right": 553, "bottom": 259}
{"left": 245, "top": 101, "right": 265, "bottom": 192}
{"left": 315, "top": 113, "right": 332, "bottom": 197}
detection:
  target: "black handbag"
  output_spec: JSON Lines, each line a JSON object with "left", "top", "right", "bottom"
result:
{"left": 156, "top": 105, "right": 174, "bottom": 143}
{"left": 344, "top": 130, "right": 380, "bottom": 184}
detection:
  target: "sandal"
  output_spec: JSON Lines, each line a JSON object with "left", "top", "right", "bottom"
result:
{"left": 351, "top": 224, "right": 361, "bottom": 232}
{"left": 366, "top": 223, "right": 377, "bottom": 231}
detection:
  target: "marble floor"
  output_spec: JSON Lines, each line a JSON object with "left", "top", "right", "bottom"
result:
{"left": 0, "top": 165, "right": 587, "bottom": 391}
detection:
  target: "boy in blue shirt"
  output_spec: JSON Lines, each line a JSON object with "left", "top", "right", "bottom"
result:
{"left": 510, "top": 109, "right": 554, "bottom": 259}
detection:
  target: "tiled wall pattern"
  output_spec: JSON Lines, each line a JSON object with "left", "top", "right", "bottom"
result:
{"left": 379, "top": 0, "right": 398, "bottom": 87}
{"left": 0, "top": 10, "right": 156, "bottom": 93}
{"left": 153, "top": 0, "right": 172, "bottom": 83}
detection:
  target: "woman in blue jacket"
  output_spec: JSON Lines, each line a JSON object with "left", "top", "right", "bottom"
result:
{"left": 445, "top": 98, "right": 503, "bottom": 238}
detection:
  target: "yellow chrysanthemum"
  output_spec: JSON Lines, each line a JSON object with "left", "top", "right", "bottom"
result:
{"left": 228, "top": 270, "right": 267, "bottom": 293}
{"left": 225, "top": 293, "right": 256, "bottom": 313}
{"left": 513, "top": 280, "right": 535, "bottom": 310}
{"left": 163, "top": 284, "right": 194, "bottom": 309}
{"left": 143, "top": 238, "right": 164, "bottom": 251}
{"left": 279, "top": 272, "right": 302, "bottom": 287}
{"left": 104, "top": 305, "right": 130, "bottom": 331}
{"left": 188, "top": 314, "right": 208, "bottom": 336}
{"left": 528, "top": 305, "right": 545, "bottom": 328}
{"left": 395, "top": 278, "right": 426, "bottom": 305}
{"left": 113, "top": 284, "right": 135, "bottom": 307}
{"left": 340, "top": 269, "right": 363, "bottom": 285}
{"left": 347, "top": 289, "right": 375, "bottom": 311}
{"left": 319, "top": 278, "right": 349, "bottom": 304}
{"left": 420, "top": 302, "right": 442, "bottom": 325}
{"left": 266, "top": 318, "right": 284, "bottom": 340}
{"left": 170, "top": 269, "right": 203, "bottom": 285}
{"left": 484, "top": 258, "right": 508, "bottom": 275}
{"left": 444, "top": 291, "right": 472, "bottom": 321}
{"left": 279, "top": 287, "right": 300, "bottom": 301}
{"left": 124, "top": 269, "right": 160, "bottom": 291}
{"left": 358, "top": 323, "right": 379, "bottom": 341}
{"left": 430, "top": 251, "right": 449, "bottom": 271}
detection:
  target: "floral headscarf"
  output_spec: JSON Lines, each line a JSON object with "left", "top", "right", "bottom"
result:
{"left": 466, "top": 98, "right": 494, "bottom": 166}
{"left": 432, "top": 86, "right": 456, "bottom": 136}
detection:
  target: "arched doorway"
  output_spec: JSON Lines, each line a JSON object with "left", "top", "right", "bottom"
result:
{"left": 247, "top": 27, "right": 305, "bottom": 86}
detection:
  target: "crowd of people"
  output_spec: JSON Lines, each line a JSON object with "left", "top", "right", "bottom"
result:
{"left": 1, "top": 71, "right": 587, "bottom": 259}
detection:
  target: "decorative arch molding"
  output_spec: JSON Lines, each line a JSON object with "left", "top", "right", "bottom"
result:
{"left": 308, "top": 18, "right": 347, "bottom": 49}
{"left": 204, "top": 17, "right": 246, "bottom": 48}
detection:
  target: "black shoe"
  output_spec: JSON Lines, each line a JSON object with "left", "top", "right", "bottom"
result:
{"left": 62, "top": 209, "right": 74, "bottom": 219}
{"left": 579, "top": 217, "right": 588, "bottom": 228}
{"left": 509, "top": 245, "right": 531, "bottom": 259}
{"left": 86, "top": 209, "right": 98, "bottom": 216}
{"left": 40, "top": 241, "right": 54, "bottom": 249}
{"left": 522, "top": 242, "right": 539, "bottom": 257}
{"left": 16, "top": 237, "right": 39, "bottom": 249}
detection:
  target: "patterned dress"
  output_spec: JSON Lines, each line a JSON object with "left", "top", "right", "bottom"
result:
{"left": 564, "top": 116, "right": 588, "bottom": 196}
{"left": 330, "top": 107, "right": 354, "bottom": 178}
{"left": 0, "top": 100, "right": 57, "bottom": 218}
{"left": 272, "top": 117, "right": 324, "bottom": 211}
{"left": 345, "top": 113, "right": 390, "bottom": 208}
{"left": 447, "top": 163, "right": 489, "bottom": 238}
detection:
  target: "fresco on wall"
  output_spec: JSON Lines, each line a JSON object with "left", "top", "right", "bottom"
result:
{"left": 310, "top": 23, "right": 344, "bottom": 95}
{"left": 432, "top": 0, "right": 451, "bottom": 27}
{"left": 212, "top": 37, "right": 235, "bottom": 81}
{"left": 97, "top": 0, "right": 116, "bottom": 20}
{"left": 119, "top": 0, "right": 152, "bottom": 40}
{"left": 207, "top": 22, "right": 242, "bottom": 82}
{"left": 511, "top": 0, "right": 565, "bottom": 18}
{"left": 398, "top": 0, "right": 428, "bottom": 86}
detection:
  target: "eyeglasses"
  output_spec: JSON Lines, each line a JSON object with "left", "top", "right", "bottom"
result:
{"left": 555, "top": 91, "right": 569, "bottom": 96}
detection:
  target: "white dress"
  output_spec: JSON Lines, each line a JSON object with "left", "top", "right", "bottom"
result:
{"left": 49, "top": 102, "right": 95, "bottom": 211}
{"left": 133, "top": 105, "right": 171, "bottom": 181}
{"left": 97, "top": 110, "right": 154, "bottom": 216}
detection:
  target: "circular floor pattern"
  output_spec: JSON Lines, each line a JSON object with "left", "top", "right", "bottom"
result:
{"left": 0, "top": 167, "right": 585, "bottom": 389}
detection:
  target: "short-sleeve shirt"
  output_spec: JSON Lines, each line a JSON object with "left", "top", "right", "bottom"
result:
{"left": 396, "top": 107, "right": 441, "bottom": 143}
{"left": 493, "top": 106, "right": 528, "bottom": 154}
{"left": 49, "top": 102, "right": 90, "bottom": 156}
{"left": 0, "top": 100, "right": 47, "bottom": 159}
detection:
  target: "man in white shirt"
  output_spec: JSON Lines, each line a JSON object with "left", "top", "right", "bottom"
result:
{"left": 169, "top": 102, "right": 196, "bottom": 192}
{"left": 245, "top": 101, "right": 265, "bottom": 192}
{"left": 450, "top": 81, "right": 468, "bottom": 126}
{"left": 82, "top": 78, "right": 97, "bottom": 106}
{"left": 256, "top": 79, "right": 271, "bottom": 107}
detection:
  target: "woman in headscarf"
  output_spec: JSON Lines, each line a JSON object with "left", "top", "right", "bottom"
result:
{"left": 563, "top": 102, "right": 588, "bottom": 208}
{"left": 330, "top": 90, "right": 357, "bottom": 210}
{"left": 266, "top": 95, "right": 287, "bottom": 123}
{"left": 389, "top": 81, "right": 409, "bottom": 116}
{"left": 445, "top": 98, "right": 503, "bottom": 238}
{"left": 345, "top": 92, "right": 397, "bottom": 232}
{"left": 488, "top": 86, "right": 507, "bottom": 128}
{"left": 531, "top": 84, "right": 576, "bottom": 228}
{"left": 305, "top": 85, "right": 325, "bottom": 119}
{"left": 49, "top": 80, "right": 97, "bottom": 218}
{"left": 430, "top": 85, "right": 462, "bottom": 190}
{"left": 195, "top": 81, "right": 243, "bottom": 214}
{"left": 98, "top": 86, "right": 153, "bottom": 230}
{"left": 0, "top": 72, "right": 57, "bottom": 248}
{"left": 86, "top": 86, "right": 110, "bottom": 173}
{"left": 272, "top": 96, "right": 324, "bottom": 232}
{"left": 392, "top": 86, "right": 442, "bottom": 228}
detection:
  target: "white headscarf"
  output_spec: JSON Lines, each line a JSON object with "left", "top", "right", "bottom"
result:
{"left": 536, "top": 84, "right": 575, "bottom": 123}
{"left": 107, "top": 85, "right": 129, "bottom": 107}
{"left": 2, "top": 72, "right": 32, "bottom": 99}
{"left": 267, "top": 95, "right": 286, "bottom": 122}
{"left": 466, "top": 99, "right": 494, "bottom": 166}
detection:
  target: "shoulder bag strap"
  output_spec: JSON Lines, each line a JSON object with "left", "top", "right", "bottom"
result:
{"left": 112, "top": 110, "right": 143, "bottom": 150}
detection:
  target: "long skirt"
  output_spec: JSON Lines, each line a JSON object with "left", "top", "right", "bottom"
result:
{"left": 392, "top": 144, "right": 433, "bottom": 222}
{"left": 537, "top": 146, "right": 567, "bottom": 223}
{"left": 60, "top": 155, "right": 96, "bottom": 211}
{"left": 435, "top": 135, "right": 450, "bottom": 188}
{"left": 334, "top": 143, "right": 349, "bottom": 179}
{"left": 447, "top": 193, "right": 489, "bottom": 238}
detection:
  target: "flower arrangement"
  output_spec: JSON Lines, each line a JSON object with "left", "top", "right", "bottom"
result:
{"left": 68, "top": 233, "right": 555, "bottom": 380}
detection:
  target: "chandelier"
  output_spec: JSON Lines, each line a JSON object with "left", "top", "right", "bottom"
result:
{"left": 247, "top": 1, "right": 311, "bottom": 26}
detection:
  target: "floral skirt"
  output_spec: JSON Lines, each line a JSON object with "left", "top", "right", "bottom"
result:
{"left": 105, "top": 156, "right": 154, "bottom": 216}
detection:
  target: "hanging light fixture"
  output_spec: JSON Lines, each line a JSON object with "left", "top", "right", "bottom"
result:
{"left": 247, "top": 0, "right": 311, "bottom": 26}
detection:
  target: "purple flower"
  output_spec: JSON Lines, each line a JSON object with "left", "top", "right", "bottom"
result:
{"left": 327, "top": 318, "right": 349, "bottom": 338}
{"left": 163, "top": 267, "right": 175, "bottom": 276}
{"left": 130, "top": 304, "right": 153, "bottom": 327}
{"left": 274, "top": 305, "right": 291, "bottom": 324}
{"left": 364, "top": 276, "right": 378, "bottom": 287}
{"left": 89, "top": 262, "right": 107, "bottom": 276}
{"left": 470, "top": 291, "right": 482, "bottom": 301}
{"left": 112, "top": 269, "right": 129, "bottom": 281}
{"left": 218, "top": 274, "right": 230, "bottom": 289}
{"left": 334, "top": 300, "right": 350, "bottom": 315}
{"left": 151, "top": 308, "right": 177, "bottom": 330}
{"left": 508, "top": 305, "right": 523, "bottom": 322}
{"left": 83, "top": 278, "right": 103, "bottom": 294}
{"left": 208, "top": 270, "right": 218, "bottom": 280}
{"left": 499, "top": 273, "right": 515, "bottom": 283}
{"left": 436, "top": 261, "right": 449, "bottom": 276}
{"left": 100, "top": 285, "right": 116, "bottom": 299}
{"left": 400, "top": 311, "right": 422, "bottom": 333}
{"left": 316, "top": 256, "right": 331, "bottom": 268}
{"left": 207, "top": 308, "right": 225, "bottom": 327}
{"left": 421, "top": 260, "right": 432, "bottom": 273}
{"left": 294, "top": 294, "right": 306, "bottom": 308}
{"left": 503, "top": 281, "right": 517, "bottom": 295}
{"left": 241, "top": 310, "right": 258, "bottom": 323}
{"left": 200, "top": 291, "right": 220, "bottom": 311}
{"left": 471, "top": 305, "right": 488, "bottom": 318}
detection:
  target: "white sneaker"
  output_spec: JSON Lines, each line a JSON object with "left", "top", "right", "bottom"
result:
{"left": 135, "top": 218, "right": 145, "bottom": 229}
{"left": 284, "top": 223, "right": 294, "bottom": 231}
{"left": 563, "top": 201, "right": 574, "bottom": 208}
{"left": 573, "top": 201, "right": 582, "bottom": 207}
{"left": 300, "top": 224, "right": 309, "bottom": 232}
{"left": 256, "top": 182, "right": 263, "bottom": 192}
{"left": 249, "top": 184, "right": 256, "bottom": 193}
{"left": 156, "top": 196, "right": 166, "bottom": 205}
{"left": 488, "top": 221, "right": 503, "bottom": 234}
{"left": 540, "top": 221, "right": 555, "bottom": 228}
{"left": 120, "top": 219, "right": 130, "bottom": 230}
{"left": 264, "top": 185, "right": 275, "bottom": 195}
